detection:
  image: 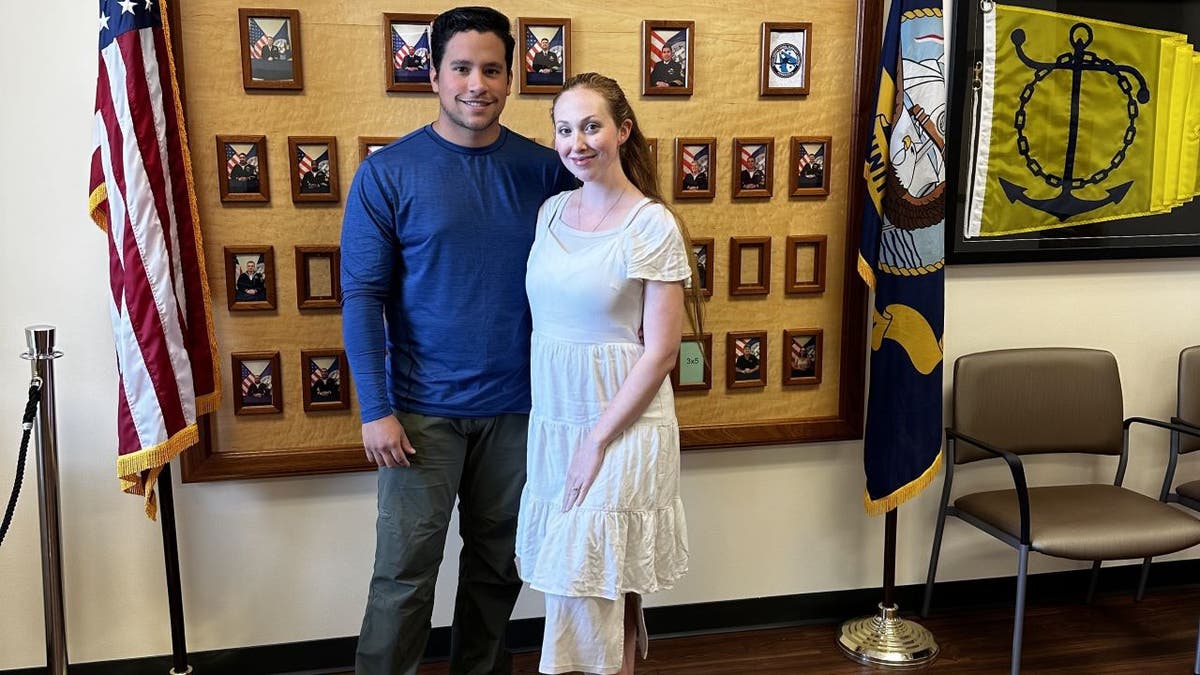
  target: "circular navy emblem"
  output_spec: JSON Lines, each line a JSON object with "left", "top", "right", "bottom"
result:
{"left": 770, "top": 43, "right": 802, "bottom": 79}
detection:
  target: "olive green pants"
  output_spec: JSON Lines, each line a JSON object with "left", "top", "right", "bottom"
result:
{"left": 356, "top": 412, "right": 528, "bottom": 675}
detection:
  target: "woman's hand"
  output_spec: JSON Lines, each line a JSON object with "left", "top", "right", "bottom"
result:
{"left": 561, "top": 436, "right": 607, "bottom": 512}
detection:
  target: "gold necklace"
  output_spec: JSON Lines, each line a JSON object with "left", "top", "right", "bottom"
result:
{"left": 576, "top": 187, "right": 627, "bottom": 232}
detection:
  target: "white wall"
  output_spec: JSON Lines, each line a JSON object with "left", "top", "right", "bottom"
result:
{"left": 3, "top": 2, "right": 1199, "bottom": 669}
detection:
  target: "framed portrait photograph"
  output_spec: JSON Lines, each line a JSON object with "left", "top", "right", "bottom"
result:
{"left": 784, "top": 234, "right": 827, "bottom": 294}
{"left": 732, "top": 137, "right": 774, "bottom": 199}
{"left": 518, "top": 18, "right": 570, "bottom": 94}
{"left": 215, "top": 134, "right": 269, "bottom": 203}
{"left": 642, "top": 20, "right": 694, "bottom": 96}
{"left": 238, "top": 8, "right": 302, "bottom": 91}
{"left": 790, "top": 135, "right": 831, "bottom": 197}
{"left": 232, "top": 352, "right": 282, "bottom": 415}
{"left": 729, "top": 236, "right": 771, "bottom": 296}
{"left": 783, "top": 328, "right": 823, "bottom": 386}
{"left": 358, "top": 136, "right": 397, "bottom": 162}
{"left": 760, "top": 22, "right": 811, "bottom": 96}
{"left": 691, "top": 237, "right": 714, "bottom": 298}
{"left": 727, "top": 331, "right": 767, "bottom": 389}
{"left": 384, "top": 13, "right": 435, "bottom": 93}
{"left": 224, "top": 246, "right": 276, "bottom": 311}
{"left": 674, "top": 137, "right": 715, "bottom": 200}
{"left": 295, "top": 246, "right": 341, "bottom": 310}
{"left": 671, "top": 333, "right": 712, "bottom": 392}
{"left": 288, "top": 136, "right": 339, "bottom": 203}
{"left": 301, "top": 349, "right": 350, "bottom": 412}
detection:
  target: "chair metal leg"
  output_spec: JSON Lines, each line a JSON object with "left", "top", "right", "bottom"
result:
{"left": 1085, "top": 560, "right": 1102, "bottom": 604}
{"left": 1136, "top": 556, "right": 1152, "bottom": 601}
{"left": 922, "top": 506, "right": 949, "bottom": 618}
{"left": 1011, "top": 545, "right": 1030, "bottom": 675}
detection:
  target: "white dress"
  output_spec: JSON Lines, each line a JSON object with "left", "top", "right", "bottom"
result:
{"left": 516, "top": 190, "right": 690, "bottom": 670}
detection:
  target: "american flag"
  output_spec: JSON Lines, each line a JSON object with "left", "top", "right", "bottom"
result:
{"left": 248, "top": 16, "right": 289, "bottom": 60}
{"left": 735, "top": 338, "right": 750, "bottom": 358}
{"left": 297, "top": 146, "right": 327, "bottom": 177}
{"left": 89, "top": 0, "right": 220, "bottom": 518}
{"left": 650, "top": 29, "right": 687, "bottom": 64}
{"left": 524, "top": 28, "right": 544, "bottom": 71}
{"left": 682, "top": 144, "right": 708, "bottom": 176}
{"left": 392, "top": 31, "right": 412, "bottom": 69}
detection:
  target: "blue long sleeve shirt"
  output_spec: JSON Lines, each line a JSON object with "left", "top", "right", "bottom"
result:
{"left": 340, "top": 125, "right": 576, "bottom": 422}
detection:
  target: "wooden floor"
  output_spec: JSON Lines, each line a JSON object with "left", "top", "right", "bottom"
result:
{"left": 411, "top": 585, "right": 1200, "bottom": 674}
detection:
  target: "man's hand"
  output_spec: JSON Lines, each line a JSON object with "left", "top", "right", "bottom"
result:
{"left": 362, "top": 416, "right": 416, "bottom": 468}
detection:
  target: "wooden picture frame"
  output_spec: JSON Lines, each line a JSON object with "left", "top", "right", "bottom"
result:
{"left": 215, "top": 134, "right": 269, "bottom": 203}
{"left": 790, "top": 135, "right": 831, "bottom": 197}
{"left": 295, "top": 246, "right": 341, "bottom": 310}
{"left": 727, "top": 331, "right": 767, "bottom": 389}
{"left": 301, "top": 349, "right": 351, "bottom": 412}
{"left": 642, "top": 20, "right": 694, "bottom": 96}
{"left": 784, "top": 235, "right": 827, "bottom": 294}
{"left": 238, "top": 8, "right": 303, "bottom": 91}
{"left": 384, "top": 13, "right": 435, "bottom": 93}
{"left": 358, "top": 136, "right": 398, "bottom": 162}
{"left": 674, "top": 137, "right": 716, "bottom": 200}
{"left": 224, "top": 246, "right": 276, "bottom": 311}
{"left": 760, "top": 22, "right": 811, "bottom": 96}
{"left": 731, "top": 137, "right": 774, "bottom": 199}
{"left": 646, "top": 138, "right": 658, "bottom": 167}
{"left": 691, "top": 237, "right": 714, "bottom": 298}
{"left": 231, "top": 351, "right": 283, "bottom": 415}
{"left": 517, "top": 18, "right": 571, "bottom": 94}
{"left": 783, "top": 329, "right": 823, "bottom": 386}
{"left": 671, "top": 333, "right": 712, "bottom": 392}
{"left": 729, "top": 236, "right": 771, "bottom": 296}
{"left": 288, "top": 136, "right": 339, "bottom": 203}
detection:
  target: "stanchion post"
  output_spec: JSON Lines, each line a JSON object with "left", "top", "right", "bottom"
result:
{"left": 24, "top": 324, "right": 68, "bottom": 675}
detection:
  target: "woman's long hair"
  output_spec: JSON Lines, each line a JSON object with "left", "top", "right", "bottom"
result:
{"left": 552, "top": 72, "right": 706, "bottom": 343}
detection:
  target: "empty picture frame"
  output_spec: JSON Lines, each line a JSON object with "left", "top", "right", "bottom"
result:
{"left": 642, "top": 20, "right": 694, "bottom": 96}
{"left": 790, "top": 135, "right": 831, "bottom": 197}
{"left": 783, "top": 328, "right": 823, "bottom": 386}
{"left": 295, "top": 246, "right": 341, "bottom": 309}
{"left": 672, "top": 333, "right": 712, "bottom": 392}
{"left": 691, "top": 237, "right": 714, "bottom": 298}
{"left": 358, "top": 136, "right": 398, "bottom": 162}
{"left": 674, "top": 137, "right": 716, "bottom": 200}
{"left": 301, "top": 349, "right": 351, "bottom": 412}
{"left": 225, "top": 245, "right": 276, "bottom": 311}
{"left": 760, "top": 22, "right": 811, "bottom": 96}
{"left": 239, "top": 8, "right": 303, "bottom": 91}
{"left": 732, "top": 137, "right": 774, "bottom": 199}
{"left": 384, "top": 13, "right": 435, "bottom": 93}
{"left": 729, "top": 236, "right": 771, "bottom": 296}
{"left": 518, "top": 17, "right": 570, "bottom": 94}
{"left": 288, "top": 136, "right": 339, "bottom": 203}
{"left": 232, "top": 351, "right": 282, "bottom": 415}
{"left": 727, "top": 331, "right": 767, "bottom": 389}
{"left": 784, "top": 235, "right": 827, "bottom": 294}
{"left": 216, "top": 134, "right": 269, "bottom": 203}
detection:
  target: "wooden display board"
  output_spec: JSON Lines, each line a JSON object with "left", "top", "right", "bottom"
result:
{"left": 173, "top": 0, "right": 879, "bottom": 482}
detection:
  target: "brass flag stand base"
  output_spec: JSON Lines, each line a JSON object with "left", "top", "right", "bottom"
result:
{"left": 837, "top": 603, "right": 939, "bottom": 667}
{"left": 837, "top": 509, "right": 939, "bottom": 668}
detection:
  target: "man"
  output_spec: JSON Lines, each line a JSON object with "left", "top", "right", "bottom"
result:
{"left": 530, "top": 37, "right": 559, "bottom": 73}
{"left": 235, "top": 259, "right": 265, "bottom": 302}
{"left": 311, "top": 367, "right": 339, "bottom": 402}
{"left": 650, "top": 42, "right": 685, "bottom": 87}
{"left": 684, "top": 156, "right": 709, "bottom": 191}
{"left": 228, "top": 152, "right": 259, "bottom": 194}
{"left": 740, "top": 154, "right": 765, "bottom": 190}
{"left": 341, "top": 7, "right": 576, "bottom": 674}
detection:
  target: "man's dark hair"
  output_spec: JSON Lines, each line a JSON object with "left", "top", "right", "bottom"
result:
{"left": 430, "top": 7, "right": 515, "bottom": 74}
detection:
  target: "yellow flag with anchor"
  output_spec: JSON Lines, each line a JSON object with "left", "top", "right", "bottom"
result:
{"left": 966, "top": 5, "right": 1200, "bottom": 238}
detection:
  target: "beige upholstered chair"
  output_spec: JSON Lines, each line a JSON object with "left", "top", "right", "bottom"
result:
{"left": 1137, "top": 345, "right": 1200, "bottom": 600}
{"left": 921, "top": 347, "right": 1200, "bottom": 675}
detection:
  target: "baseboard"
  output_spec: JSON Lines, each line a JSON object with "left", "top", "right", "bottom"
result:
{"left": 6, "top": 558, "right": 1197, "bottom": 675}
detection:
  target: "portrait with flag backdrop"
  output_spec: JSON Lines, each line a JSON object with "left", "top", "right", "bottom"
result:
{"left": 302, "top": 349, "right": 350, "bottom": 411}
{"left": 791, "top": 136, "right": 832, "bottom": 196}
{"left": 216, "top": 134, "right": 268, "bottom": 203}
{"left": 734, "top": 137, "right": 774, "bottom": 197}
{"left": 675, "top": 137, "right": 715, "bottom": 199}
{"left": 519, "top": 18, "right": 570, "bottom": 92}
{"left": 643, "top": 20, "right": 693, "bottom": 95}
{"left": 858, "top": 0, "right": 946, "bottom": 515}
{"left": 238, "top": 8, "right": 302, "bottom": 90}
{"left": 386, "top": 13, "right": 434, "bottom": 92}
{"left": 288, "top": 136, "right": 339, "bottom": 203}
{"left": 232, "top": 352, "right": 280, "bottom": 415}
{"left": 89, "top": 0, "right": 220, "bottom": 518}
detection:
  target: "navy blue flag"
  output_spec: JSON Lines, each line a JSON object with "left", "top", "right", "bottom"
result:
{"left": 858, "top": 0, "right": 947, "bottom": 515}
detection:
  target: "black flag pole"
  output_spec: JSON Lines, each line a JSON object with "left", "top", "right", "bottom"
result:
{"left": 836, "top": 507, "right": 938, "bottom": 667}
{"left": 157, "top": 462, "right": 192, "bottom": 674}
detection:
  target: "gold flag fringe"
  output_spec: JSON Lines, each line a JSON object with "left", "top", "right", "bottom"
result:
{"left": 117, "top": 422, "right": 199, "bottom": 520}
{"left": 863, "top": 451, "right": 943, "bottom": 516}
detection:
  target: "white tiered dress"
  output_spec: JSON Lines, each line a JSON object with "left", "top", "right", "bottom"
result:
{"left": 516, "top": 190, "right": 690, "bottom": 673}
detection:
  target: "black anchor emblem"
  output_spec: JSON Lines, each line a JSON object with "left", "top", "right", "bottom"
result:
{"left": 1000, "top": 23, "right": 1151, "bottom": 221}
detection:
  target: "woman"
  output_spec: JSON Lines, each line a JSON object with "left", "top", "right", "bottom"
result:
{"left": 516, "top": 72, "right": 702, "bottom": 674}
